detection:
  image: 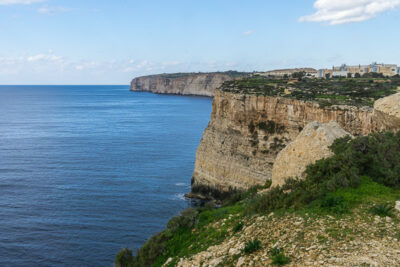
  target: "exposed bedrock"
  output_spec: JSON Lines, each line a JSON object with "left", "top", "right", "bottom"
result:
{"left": 130, "top": 72, "right": 248, "bottom": 97}
{"left": 191, "top": 90, "right": 399, "bottom": 200}
{"left": 374, "top": 92, "right": 400, "bottom": 129}
{"left": 271, "top": 121, "right": 352, "bottom": 187}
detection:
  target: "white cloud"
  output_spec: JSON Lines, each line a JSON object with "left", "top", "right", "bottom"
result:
{"left": 27, "top": 54, "right": 62, "bottom": 62}
{"left": 37, "top": 5, "right": 71, "bottom": 15}
{"left": 0, "top": 0, "right": 44, "bottom": 5}
{"left": 0, "top": 52, "right": 244, "bottom": 84}
{"left": 300, "top": 0, "right": 400, "bottom": 25}
{"left": 242, "top": 30, "right": 255, "bottom": 35}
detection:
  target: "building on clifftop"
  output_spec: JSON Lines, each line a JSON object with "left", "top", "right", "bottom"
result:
{"left": 318, "top": 62, "right": 399, "bottom": 78}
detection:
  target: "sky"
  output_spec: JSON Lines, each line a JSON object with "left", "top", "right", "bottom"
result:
{"left": 1, "top": 0, "right": 400, "bottom": 85}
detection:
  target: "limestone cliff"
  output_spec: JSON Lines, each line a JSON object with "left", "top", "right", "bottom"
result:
{"left": 271, "top": 121, "right": 352, "bottom": 187}
{"left": 374, "top": 92, "right": 400, "bottom": 129}
{"left": 191, "top": 89, "right": 396, "bottom": 199}
{"left": 130, "top": 72, "right": 248, "bottom": 97}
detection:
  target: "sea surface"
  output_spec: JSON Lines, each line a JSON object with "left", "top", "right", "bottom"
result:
{"left": 0, "top": 85, "right": 212, "bottom": 266}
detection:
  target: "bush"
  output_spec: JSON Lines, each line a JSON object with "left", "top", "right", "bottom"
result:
{"left": 115, "top": 248, "right": 134, "bottom": 267}
{"left": 223, "top": 181, "right": 272, "bottom": 207}
{"left": 167, "top": 208, "right": 199, "bottom": 232}
{"left": 264, "top": 179, "right": 272, "bottom": 189}
{"left": 370, "top": 204, "right": 394, "bottom": 217}
{"left": 271, "top": 252, "right": 291, "bottom": 265}
{"left": 320, "top": 196, "right": 349, "bottom": 214}
{"left": 246, "top": 131, "right": 400, "bottom": 214}
{"left": 243, "top": 239, "right": 261, "bottom": 254}
{"left": 233, "top": 222, "right": 244, "bottom": 232}
{"left": 257, "top": 121, "right": 285, "bottom": 134}
{"left": 132, "top": 231, "right": 171, "bottom": 267}
{"left": 269, "top": 247, "right": 290, "bottom": 266}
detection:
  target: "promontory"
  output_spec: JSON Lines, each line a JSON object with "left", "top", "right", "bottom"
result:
{"left": 130, "top": 71, "right": 248, "bottom": 97}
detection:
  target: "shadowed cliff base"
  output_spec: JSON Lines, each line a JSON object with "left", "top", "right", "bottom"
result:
{"left": 186, "top": 182, "right": 244, "bottom": 203}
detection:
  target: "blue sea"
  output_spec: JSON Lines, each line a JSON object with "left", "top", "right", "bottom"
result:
{"left": 0, "top": 85, "right": 212, "bottom": 266}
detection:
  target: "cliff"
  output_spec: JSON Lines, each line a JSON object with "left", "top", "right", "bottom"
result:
{"left": 122, "top": 77, "right": 400, "bottom": 267}
{"left": 271, "top": 121, "right": 352, "bottom": 187}
{"left": 191, "top": 87, "right": 399, "bottom": 199}
{"left": 130, "top": 72, "right": 248, "bottom": 97}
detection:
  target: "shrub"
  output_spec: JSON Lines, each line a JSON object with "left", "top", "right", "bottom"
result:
{"left": 233, "top": 222, "right": 244, "bottom": 232}
{"left": 257, "top": 121, "right": 285, "bottom": 134}
{"left": 167, "top": 208, "right": 199, "bottom": 232}
{"left": 370, "top": 204, "right": 394, "bottom": 217}
{"left": 264, "top": 179, "right": 272, "bottom": 189}
{"left": 243, "top": 239, "right": 261, "bottom": 254}
{"left": 271, "top": 252, "right": 291, "bottom": 266}
{"left": 246, "top": 131, "right": 400, "bottom": 214}
{"left": 270, "top": 247, "right": 290, "bottom": 266}
{"left": 132, "top": 231, "right": 171, "bottom": 267}
{"left": 320, "top": 196, "right": 349, "bottom": 214}
{"left": 201, "top": 201, "right": 217, "bottom": 212}
{"left": 223, "top": 182, "right": 272, "bottom": 207}
{"left": 115, "top": 248, "right": 134, "bottom": 267}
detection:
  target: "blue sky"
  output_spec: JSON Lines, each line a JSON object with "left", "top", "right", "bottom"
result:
{"left": 1, "top": 0, "right": 400, "bottom": 84}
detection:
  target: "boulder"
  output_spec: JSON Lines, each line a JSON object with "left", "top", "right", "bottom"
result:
{"left": 395, "top": 201, "right": 400, "bottom": 212}
{"left": 374, "top": 92, "right": 400, "bottom": 118}
{"left": 271, "top": 121, "right": 352, "bottom": 187}
{"left": 374, "top": 92, "right": 400, "bottom": 130}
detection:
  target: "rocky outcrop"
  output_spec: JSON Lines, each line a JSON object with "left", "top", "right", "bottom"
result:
{"left": 174, "top": 209, "right": 400, "bottom": 267}
{"left": 130, "top": 72, "right": 248, "bottom": 97}
{"left": 191, "top": 89, "right": 397, "bottom": 199}
{"left": 374, "top": 92, "right": 400, "bottom": 129}
{"left": 271, "top": 121, "right": 352, "bottom": 187}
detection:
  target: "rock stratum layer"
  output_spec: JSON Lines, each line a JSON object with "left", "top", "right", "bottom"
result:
{"left": 130, "top": 72, "right": 248, "bottom": 97}
{"left": 271, "top": 121, "right": 352, "bottom": 187}
{"left": 191, "top": 89, "right": 399, "bottom": 199}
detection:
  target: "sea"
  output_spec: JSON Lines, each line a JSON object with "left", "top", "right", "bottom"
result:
{"left": 0, "top": 85, "right": 212, "bottom": 266}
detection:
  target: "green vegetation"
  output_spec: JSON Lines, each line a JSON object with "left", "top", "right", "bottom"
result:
{"left": 257, "top": 121, "right": 286, "bottom": 134}
{"left": 128, "top": 203, "right": 244, "bottom": 267}
{"left": 247, "top": 131, "right": 400, "bottom": 214}
{"left": 232, "top": 221, "right": 244, "bottom": 232}
{"left": 370, "top": 203, "right": 394, "bottom": 217}
{"left": 221, "top": 76, "right": 400, "bottom": 107}
{"left": 118, "top": 131, "right": 400, "bottom": 266}
{"left": 243, "top": 239, "right": 261, "bottom": 254}
{"left": 270, "top": 247, "right": 291, "bottom": 266}
{"left": 115, "top": 248, "right": 134, "bottom": 267}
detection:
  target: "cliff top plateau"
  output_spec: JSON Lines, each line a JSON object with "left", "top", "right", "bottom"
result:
{"left": 135, "top": 71, "right": 249, "bottom": 79}
{"left": 221, "top": 76, "right": 400, "bottom": 107}
{"left": 130, "top": 71, "right": 249, "bottom": 96}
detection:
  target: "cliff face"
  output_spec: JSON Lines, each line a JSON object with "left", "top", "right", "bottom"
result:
{"left": 191, "top": 89, "right": 394, "bottom": 198}
{"left": 130, "top": 72, "right": 247, "bottom": 97}
{"left": 271, "top": 121, "right": 352, "bottom": 187}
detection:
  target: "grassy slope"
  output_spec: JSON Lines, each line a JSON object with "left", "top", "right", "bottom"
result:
{"left": 158, "top": 177, "right": 400, "bottom": 266}
{"left": 118, "top": 132, "right": 400, "bottom": 267}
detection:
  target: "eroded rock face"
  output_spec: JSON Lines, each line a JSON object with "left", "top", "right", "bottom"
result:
{"left": 374, "top": 92, "right": 400, "bottom": 130}
{"left": 271, "top": 121, "right": 352, "bottom": 187}
{"left": 130, "top": 72, "right": 247, "bottom": 97}
{"left": 191, "top": 90, "right": 385, "bottom": 199}
{"left": 375, "top": 92, "right": 400, "bottom": 118}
